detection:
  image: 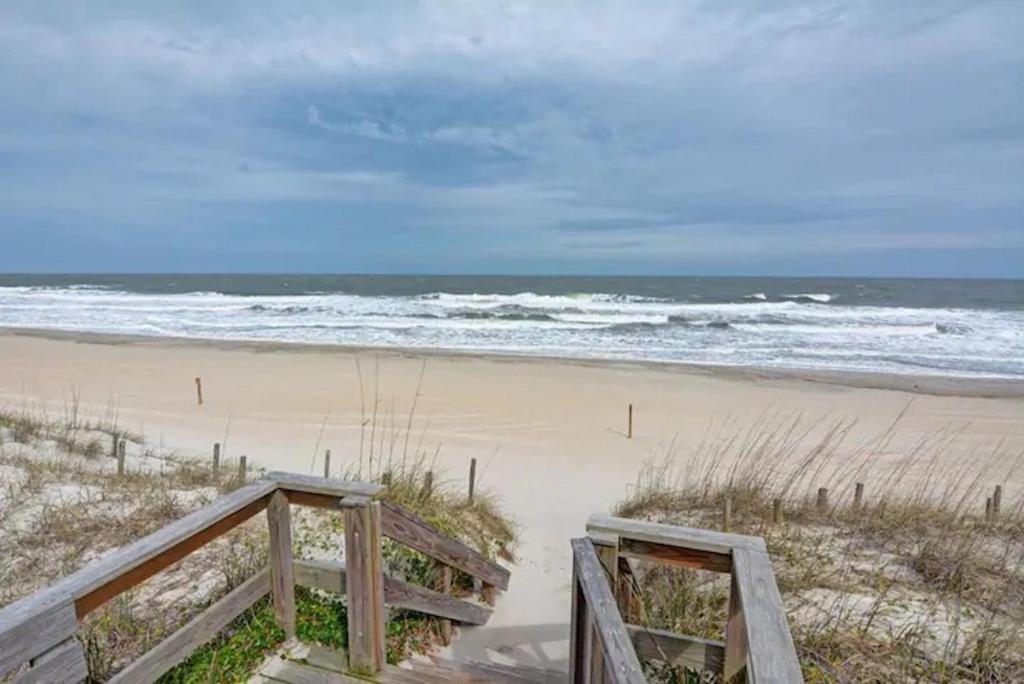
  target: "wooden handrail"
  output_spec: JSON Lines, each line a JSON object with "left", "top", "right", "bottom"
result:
{"left": 379, "top": 501, "right": 511, "bottom": 590}
{"left": 585, "top": 514, "right": 802, "bottom": 684}
{"left": 569, "top": 537, "right": 646, "bottom": 683}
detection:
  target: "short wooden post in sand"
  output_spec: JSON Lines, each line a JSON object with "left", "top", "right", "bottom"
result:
{"left": 816, "top": 487, "right": 829, "bottom": 512}
{"left": 468, "top": 458, "right": 477, "bottom": 503}
{"left": 323, "top": 449, "right": 332, "bottom": 479}
{"left": 985, "top": 497, "right": 993, "bottom": 521}
{"left": 992, "top": 485, "right": 1002, "bottom": 517}
{"left": 194, "top": 377, "right": 203, "bottom": 406}
{"left": 212, "top": 442, "right": 220, "bottom": 477}
{"left": 772, "top": 498, "right": 783, "bottom": 525}
{"left": 110, "top": 433, "right": 118, "bottom": 458}
{"left": 117, "top": 439, "right": 126, "bottom": 476}
{"left": 854, "top": 482, "right": 865, "bottom": 508}
{"left": 722, "top": 497, "right": 732, "bottom": 532}
{"left": 238, "top": 455, "right": 247, "bottom": 484}
{"left": 627, "top": 403, "right": 633, "bottom": 439}
{"left": 422, "top": 470, "right": 434, "bottom": 500}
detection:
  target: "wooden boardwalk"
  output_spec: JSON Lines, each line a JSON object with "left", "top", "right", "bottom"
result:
{"left": 251, "top": 641, "right": 564, "bottom": 683}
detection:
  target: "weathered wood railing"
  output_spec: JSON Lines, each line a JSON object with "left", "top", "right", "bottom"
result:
{"left": 575, "top": 515, "right": 802, "bottom": 683}
{"left": 0, "top": 470, "right": 508, "bottom": 682}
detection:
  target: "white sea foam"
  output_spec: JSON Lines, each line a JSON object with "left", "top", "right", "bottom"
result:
{"left": 0, "top": 287, "right": 1021, "bottom": 378}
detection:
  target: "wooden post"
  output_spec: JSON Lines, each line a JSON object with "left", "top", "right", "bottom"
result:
{"left": 238, "top": 455, "right": 247, "bottom": 484}
{"left": 854, "top": 482, "right": 864, "bottom": 508}
{"left": 468, "top": 458, "right": 477, "bottom": 503}
{"left": 212, "top": 443, "right": 220, "bottom": 477}
{"left": 110, "top": 433, "right": 118, "bottom": 458}
{"left": 194, "top": 377, "right": 203, "bottom": 406}
{"left": 723, "top": 571, "right": 748, "bottom": 682}
{"left": 722, "top": 497, "right": 733, "bottom": 532}
{"left": 816, "top": 487, "right": 829, "bottom": 512}
{"left": 117, "top": 440, "right": 126, "bottom": 476}
{"left": 421, "top": 470, "right": 434, "bottom": 500}
{"left": 345, "top": 502, "right": 386, "bottom": 675}
{"left": 437, "top": 562, "right": 453, "bottom": 645}
{"left": 627, "top": 403, "right": 633, "bottom": 439}
{"left": 323, "top": 449, "right": 332, "bottom": 480}
{"left": 992, "top": 485, "right": 1002, "bottom": 517}
{"left": 772, "top": 498, "right": 783, "bottom": 525}
{"left": 266, "top": 490, "right": 296, "bottom": 638}
{"left": 985, "top": 497, "right": 993, "bottom": 521}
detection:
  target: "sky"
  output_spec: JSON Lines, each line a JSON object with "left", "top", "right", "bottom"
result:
{"left": 0, "top": 1, "right": 1022, "bottom": 277}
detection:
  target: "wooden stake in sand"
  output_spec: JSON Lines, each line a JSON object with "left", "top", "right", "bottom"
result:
{"left": 422, "top": 471, "right": 434, "bottom": 500}
{"left": 468, "top": 458, "right": 477, "bottom": 503}
{"left": 238, "top": 455, "right": 247, "bottom": 484}
{"left": 627, "top": 403, "right": 633, "bottom": 439}
{"left": 993, "top": 485, "right": 1002, "bottom": 517}
{"left": 816, "top": 487, "right": 829, "bottom": 512}
{"left": 722, "top": 497, "right": 732, "bottom": 532}
{"left": 985, "top": 496, "right": 993, "bottom": 521}
{"left": 194, "top": 377, "right": 203, "bottom": 406}
{"left": 854, "top": 482, "right": 865, "bottom": 508}
{"left": 212, "top": 442, "right": 221, "bottom": 477}
{"left": 117, "top": 439, "right": 126, "bottom": 476}
{"left": 323, "top": 449, "right": 332, "bottom": 479}
{"left": 772, "top": 498, "right": 783, "bottom": 525}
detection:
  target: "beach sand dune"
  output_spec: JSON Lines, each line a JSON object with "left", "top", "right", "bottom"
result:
{"left": 1, "top": 329, "right": 1022, "bottom": 670}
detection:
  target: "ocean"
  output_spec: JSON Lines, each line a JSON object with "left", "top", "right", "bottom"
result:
{"left": 1, "top": 275, "right": 1022, "bottom": 379}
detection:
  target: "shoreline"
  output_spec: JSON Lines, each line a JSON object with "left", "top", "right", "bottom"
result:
{"left": 2, "top": 325, "right": 1022, "bottom": 399}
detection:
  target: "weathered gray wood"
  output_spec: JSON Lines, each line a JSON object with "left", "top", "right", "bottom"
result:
{"left": 110, "top": 569, "right": 270, "bottom": 683}
{"left": 570, "top": 538, "right": 645, "bottom": 684}
{"left": 264, "top": 471, "right": 383, "bottom": 498}
{"left": 117, "top": 439, "right": 126, "bottom": 475}
{"left": 380, "top": 501, "right": 510, "bottom": 590}
{"left": 468, "top": 457, "right": 477, "bottom": 502}
{"left": 731, "top": 547, "right": 803, "bottom": 683}
{"left": 213, "top": 442, "right": 221, "bottom": 476}
{"left": 31, "top": 479, "right": 277, "bottom": 616}
{"left": 323, "top": 449, "right": 332, "bottom": 479}
{"left": 854, "top": 482, "right": 864, "bottom": 508}
{"left": 345, "top": 502, "right": 386, "bottom": 675}
{"left": 267, "top": 490, "right": 296, "bottom": 638}
{"left": 383, "top": 574, "right": 491, "bottom": 625}
{"left": 16, "top": 637, "right": 87, "bottom": 684}
{"left": 816, "top": 487, "right": 829, "bottom": 511}
{"left": 626, "top": 624, "right": 725, "bottom": 674}
{"left": 618, "top": 537, "right": 732, "bottom": 573}
{"left": 993, "top": 484, "right": 1003, "bottom": 516}
{"left": 0, "top": 595, "right": 78, "bottom": 677}
{"left": 292, "top": 559, "right": 490, "bottom": 624}
{"left": 722, "top": 497, "right": 732, "bottom": 532}
{"left": 772, "top": 498, "right": 784, "bottom": 524}
{"left": 587, "top": 514, "right": 766, "bottom": 556}
{"left": 260, "top": 655, "right": 365, "bottom": 683}
{"left": 238, "top": 455, "right": 248, "bottom": 483}
{"left": 724, "top": 570, "right": 747, "bottom": 682}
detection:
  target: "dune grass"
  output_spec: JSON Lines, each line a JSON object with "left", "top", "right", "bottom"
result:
{"left": 614, "top": 408, "right": 1024, "bottom": 683}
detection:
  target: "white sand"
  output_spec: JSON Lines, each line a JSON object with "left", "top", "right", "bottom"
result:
{"left": 1, "top": 329, "right": 1022, "bottom": 670}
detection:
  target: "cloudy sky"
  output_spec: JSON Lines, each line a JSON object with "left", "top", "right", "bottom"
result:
{"left": 1, "top": 1, "right": 1022, "bottom": 276}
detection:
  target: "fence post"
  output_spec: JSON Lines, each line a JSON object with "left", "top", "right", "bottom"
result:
{"left": 323, "top": 449, "right": 332, "bottom": 479}
{"left": 238, "top": 455, "right": 247, "bottom": 484}
{"left": 266, "top": 490, "right": 296, "bottom": 638}
{"left": 421, "top": 470, "right": 434, "bottom": 500}
{"left": 345, "top": 501, "right": 385, "bottom": 675}
{"left": 117, "top": 440, "right": 126, "bottom": 476}
{"left": 985, "top": 497, "right": 993, "bottom": 521}
{"left": 854, "top": 482, "right": 864, "bottom": 508}
{"left": 212, "top": 443, "right": 220, "bottom": 477}
{"left": 627, "top": 403, "right": 633, "bottom": 439}
{"left": 772, "top": 498, "right": 783, "bottom": 525}
{"left": 722, "top": 497, "right": 733, "bottom": 532}
{"left": 816, "top": 487, "right": 829, "bottom": 512}
{"left": 723, "top": 571, "right": 748, "bottom": 682}
{"left": 993, "top": 485, "right": 1002, "bottom": 517}
{"left": 468, "top": 458, "right": 477, "bottom": 503}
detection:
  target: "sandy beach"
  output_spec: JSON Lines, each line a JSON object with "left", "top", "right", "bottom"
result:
{"left": 2, "top": 328, "right": 1023, "bottom": 670}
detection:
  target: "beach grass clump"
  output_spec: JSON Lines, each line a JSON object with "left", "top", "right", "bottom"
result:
{"left": 614, "top": 408, "right": 1024, "bottom": 683}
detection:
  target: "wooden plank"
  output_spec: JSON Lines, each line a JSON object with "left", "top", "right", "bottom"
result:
{"left": 724, "top": 570, "right": 747, "bottom": 682}
{"left": 379, "top": 501, "right": 510, "bottom": 590}
{"left": 570, "top": 538, "right": 645, "bottom": 684}
{"left": 267, "top": 490, "right": 297, "bottom": 639}
{"left": 619, "top": 538, "right": 732, "bottom": 574}
{"left": 14, "top": 479, "right": 279, "bottom": 617}
{"left": 15, "top": 637, "right": 87, "bottom": 684}
{"left": 731, "top": 548, "right": 803, "bottom": 683}
{"left": 265, "top": 471, "right": 383, "bottom": 499}
{"left": 109, "top": 569, "right": 270, "bottom": 683}
{"left": 625, "top": 624, "right": 725, "bottom": 674}
{"left": 587, "top": 514, "right": 765, "bottom": 556}
{"left": 285, "top": 490, "right": 371, "bottom": 511}
{"left": 292, "top": 559, "right": 490, "bottom": 624}
{"left": 383, "top": 575, "right": 491, "bottom": 625}
{"left": 260, "top": 655, "right": 365, "bottom": 683}
{"left": 0, "top": 595, "right": 78, "bottom": 677}
{"left": 437, "top": 562, "right": 453, "bottom": 644}
{"left": 345, "top": 502, "right": 386, "bottom": 675}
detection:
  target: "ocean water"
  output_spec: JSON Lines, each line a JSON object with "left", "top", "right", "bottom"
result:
{"left": 0, "top": 275, "right": 1022, "bottom": 378}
